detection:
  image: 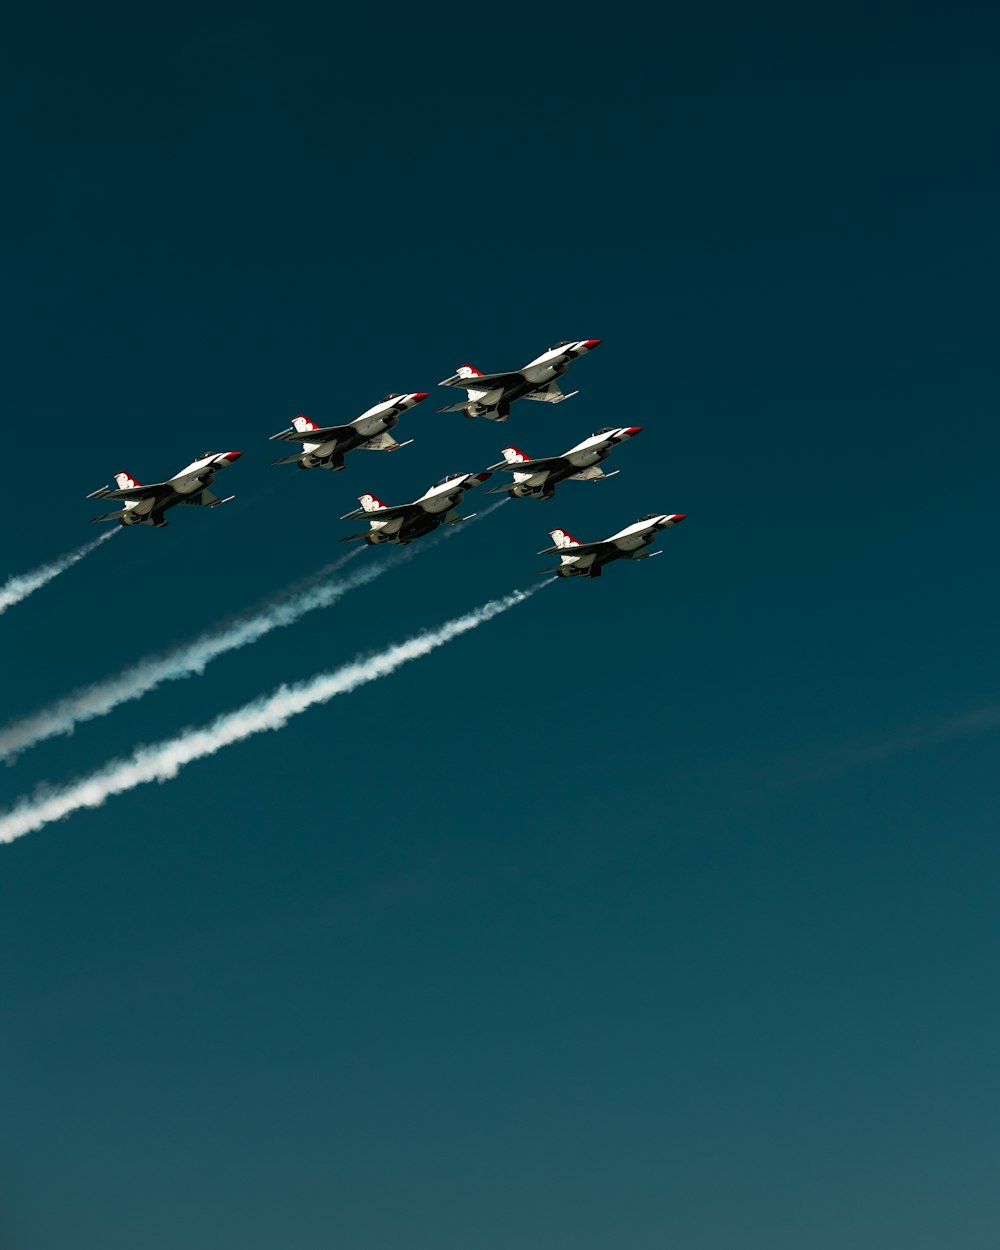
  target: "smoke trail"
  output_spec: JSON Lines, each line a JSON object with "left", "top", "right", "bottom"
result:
{"left": 0, "top": 500, "right": 508, "bottom": 763}
{"left": 0, "top": 581, "right": 549, "bottom": 844}
{"left": 0, "top": 531, "right": 117, "bottom": 616}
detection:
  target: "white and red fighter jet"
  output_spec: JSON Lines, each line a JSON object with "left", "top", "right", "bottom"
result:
{"left": 437, "top": 339, "right": 600, "bottom": 421}
{"left": 537, "top": 513, "right": 687, "bottom": 578}
{"left": 269, "top": 391, "right": 428, "bottom": 471}
{"left": 485, "top": 426, "right": 642, "bottom": 499}
{"left": 339, "top": 472, "right": 492, "bottom": 546}
{"left": 87, "top": 451, "right": 243, "bottom": 528}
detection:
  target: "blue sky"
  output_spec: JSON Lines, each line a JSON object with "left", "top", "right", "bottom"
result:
{"left": 2, "top": 6, "right": 999, "bottom": 1248}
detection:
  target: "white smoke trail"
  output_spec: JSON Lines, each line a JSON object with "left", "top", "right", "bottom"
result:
{"left": 0, "top": 500, "right": 508, "bottom": 763}
{"left": 0, "top": 581, "right": 549, "bottom": 844}
{"left": 0, "top": 531, "right": 117, "bottom": 616}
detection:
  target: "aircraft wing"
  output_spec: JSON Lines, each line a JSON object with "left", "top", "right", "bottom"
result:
{"left": 537, "top": 538, "right": 611, "bottom": 557}
{"left": 340, "top": 501, "right": 422, "bottom": 522}
{"left": 269, "top": 423, "right": 354, "bottom": 444}
{"left": 87, "top": 481, "right": 174, "bottom": 503}
{"left": 439, "top": 370, "right": 522, "bottom": 390}
{"left": 488, "top": 454, "right": 569, "bottom": 475}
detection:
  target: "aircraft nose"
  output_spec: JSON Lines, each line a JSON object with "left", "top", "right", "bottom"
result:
{"left": 584, "top": 339, "right": 601, "bottom": 350}
{"left": 411, "top": 392, "right": 429, "bottom": 403}
{"left": 623, "top": 426, "right": 643, "bottom": 437}
{"left": 224, "top": 451, "right": 243, "bottom": 462}
{"left": 671, "top": 513, "right": 687, "bottom": 523}
{"left": 473, "top": 471, "right": 492, "bottom": 482}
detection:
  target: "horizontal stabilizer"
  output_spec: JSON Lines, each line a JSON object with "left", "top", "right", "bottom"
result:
{"left": 90, "top": 511, "right": 121, "bottom": 523}
{"left": 270, "top": 453, "right": 303, "bottom": 466}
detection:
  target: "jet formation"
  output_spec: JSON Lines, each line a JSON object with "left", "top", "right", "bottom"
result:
{"left": 84, "top": 339, "right": 687, "bottom": 577}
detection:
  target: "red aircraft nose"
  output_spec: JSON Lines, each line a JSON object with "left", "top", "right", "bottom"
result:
{"left": 584, "top": 338, "right": 601, "bottom": 350}
{"left": 671, "top": 513, "right": 687, "bottom": 523}
{"left": 225, "top": 451, "right": 243, "bottom": 461}
{"left": 411, "top": 392, "right": 429, "bottom": 403}
{"left": 624, "top": 426, "right": 643, "bottom": 436}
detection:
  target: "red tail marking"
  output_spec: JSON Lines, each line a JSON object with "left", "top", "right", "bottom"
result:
{"left": 550, "top": 528, "right": 581, "bottom": 548}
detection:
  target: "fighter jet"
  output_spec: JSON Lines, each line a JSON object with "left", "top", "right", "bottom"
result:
{"left": 537, "top": 513, "right": 687, "bottom": 578}
{"left": 437, "top": 339, "right": 600, "bottom": 421}
{"left": 340, "top": 472, "right": 492, "bottom": 545}
{"left": 87, "top": 452, "right": 243, "bottom": 528}
{"left": 269, "top": 391, "right": 428, "bottom": 470}
{"left": 486, "top": 426, "right": 642, "bottom": 500}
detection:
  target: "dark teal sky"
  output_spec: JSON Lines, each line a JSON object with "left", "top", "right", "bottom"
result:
{"left": 2, "top": 6, "right": 999, "bottom": 1247}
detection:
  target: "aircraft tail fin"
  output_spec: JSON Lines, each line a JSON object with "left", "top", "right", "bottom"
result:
{"left": 501, "top": 445, "right": 530, "bottom": 464}
{"left": 456, "top": 364, "right": 483, "bottom": 381}
{"left": 114, "top": 471, "right": 141, "bottom": 489}
{"left": 548, "top": 528, "right": 581, "bottom": 549}
{"left": 292, "top": 414, "right": 320, "bottom": 433}
{"left": 358, "top": 493, "right": 388, "bottom": 513}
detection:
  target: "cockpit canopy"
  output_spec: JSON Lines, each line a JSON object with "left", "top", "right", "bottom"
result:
{"left": 638, "top": 513, "right": 663, "bottom": 522}
{"left": 549, "top": 340, "right": 572, "bottom": 350}
{"left": 196, "top": 451, "right": 218, "bottom": 459}
{"left": 379, "top": 392, "right": 401, "bottom": 402}
{"left": 433, "top": 472, "right": 466, "bottom": 487}
{"left": 592, "top": 427, "right": 616, "bottom": 436}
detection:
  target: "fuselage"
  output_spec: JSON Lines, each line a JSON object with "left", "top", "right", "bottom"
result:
{"left": 118, "top": 452, "right": 241, "bottom": 526}
{"left": 556, "top": 514, "right": 686, "bottom": 577}
{"left": 299, "top": 409, "right": 399, "bottom": 469}
{"left": 506, "top": 426, "right": 640, "bottom": 498}
{"left": 358, "top": 472, "right": 489, "bottom": 545}
{"left": 275, "top": 392, "right": 426, "bottom": 471}
{"left": 458, "top": 339, "right": 599, "bottom": 418}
